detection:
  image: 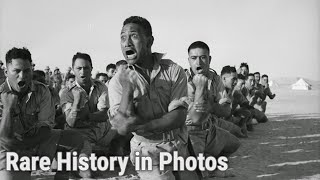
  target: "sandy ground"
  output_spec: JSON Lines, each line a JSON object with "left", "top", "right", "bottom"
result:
{"left": 32, "top": 88, "right": 320, "bottom": 180}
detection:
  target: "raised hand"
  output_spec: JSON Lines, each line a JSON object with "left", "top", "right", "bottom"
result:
{"left": 1, "top": 92, "right": 18, "bottom": 110}
{"left": 193, "top": 74, "right": 208, "bottom": 89}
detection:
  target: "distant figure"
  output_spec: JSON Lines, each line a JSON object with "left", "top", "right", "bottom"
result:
{"left": 261, "top": 74, "right": 276, "bottom": 100}
{"left": 242, "top": 73, "right": 268, "bottom": 123}
{"left": 238, "top": 62, "right": 249, "bottom": 78}
{"left": 115, "top": 60, "right": 128, "bottom": 72}
{"left": 52, "top": 67, "right": 63, "bottom": 93}
{"left": 253, "top": 72, "right": 267, "bottom": 112}
{"left": 105, "top": 63, "right": 116, "bottom": 87}
{"left": 62, "top": 66, "right": 73, "bottom": 83}
{"left": 59, "top": 74, "right": 75, "bottom": 98}
{"left": 96, "top": 72, "right": 108, "bottom": 84}
{"left": 106, "top": 63, "right": 116, "bottom": 79}
{"left": 44, "top": 66, "right": 51, "bottom": 84}
{"left": 0, "top": 60, "right": 5, "bottom": 85}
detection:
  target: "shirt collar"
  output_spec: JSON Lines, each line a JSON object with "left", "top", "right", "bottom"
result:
{"left": 71, "top": 78, "right": 97, "bottom": 93}
{"left": 128, "top": 52, "right": 166, "bottom": 83}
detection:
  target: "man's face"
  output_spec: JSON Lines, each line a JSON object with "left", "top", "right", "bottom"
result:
{"left": 188, "top": 48, "right": 211, "bottom": 76}
{"left": 54, "top": 70, "right": 60, "bottom": 75}
{"left": 6, "top": 59, "right": 33, "bottom": 93}
{"left": 98, "top": 76, "right": 108, "bottom": 84}
{"left": 262, "top": 77, "right": 268, "bottom": 84}
{"left": 117, "top": 64, "right": 128, "bottom": 72}
{"left": 254, "top": 74, "right": 260, "bottom": 84}
{"left": 66, "top": 78, "right": 75, "bottom": 88}
{"left": 107, "top": 68, "right": 116, "bottom": 78}
{"left": 236, "top": 79, "right": 245, "bottom": 89}
{"left": 240, "top": 67, "right": 249, "bottom": 77}
{"left": 222, "top": 72, "right": 237, "bottom": 90}
{"left": 120, "top": 23, "right": 151, "bottom": 65}
{"left": 245, "top": 76, "right": 255, "bottom": 90}
{"left": 73, "top": 58, "right": 92, "bottom": 86}
{"left": 45, "top": 69, "right": 50, "bottom": 73}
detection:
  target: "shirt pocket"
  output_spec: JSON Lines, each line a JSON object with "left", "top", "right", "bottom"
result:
{"left": 23, "top": 107, "right": 40, "bottom": 131}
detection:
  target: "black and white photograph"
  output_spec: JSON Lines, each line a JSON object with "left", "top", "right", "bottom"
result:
{"left": 0, "top": 0, "right": 319, "bottom": 179}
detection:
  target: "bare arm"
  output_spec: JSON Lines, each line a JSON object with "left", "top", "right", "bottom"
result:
{"left": 0, "top": 108, "right": 14, "bottom": 138}
{"left": 136, "top": 107, "right": 187, "bottom": 134}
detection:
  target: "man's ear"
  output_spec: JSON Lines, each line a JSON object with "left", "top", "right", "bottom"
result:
{"left": 208, "top": 56, "right": 212, "bottom": 65}
{"left": 4, "top": 67, "right": 8, "bottom": 77}
{"left": 147, "top": 36, "right": 154, "bottom": 48}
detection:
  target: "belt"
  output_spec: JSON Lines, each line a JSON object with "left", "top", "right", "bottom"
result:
{"left": 133, "top": 130, "right": 176, "bottom": 143}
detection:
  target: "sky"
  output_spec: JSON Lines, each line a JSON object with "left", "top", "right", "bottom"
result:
{"left": 0, "top": 0, "right": 319, "bottom": 80}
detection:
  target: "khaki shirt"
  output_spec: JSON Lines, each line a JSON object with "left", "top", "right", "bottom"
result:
{"left": 185, "top": 70, "right": 226, "bottom": 125}
{"left": 60, "top": 79, "right": 109, "bottom": 127}
{"left": 60, "top": 79, "right": 109, "bottom": 112}
{"left": 108, "top": 53, "right": 188, "bottom": 141}
{"left": 0, "top": 79, "right": 55, "bottom": 137}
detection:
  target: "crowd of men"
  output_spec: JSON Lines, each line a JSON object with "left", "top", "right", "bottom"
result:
{"left": 0, "top": 16, "right": 276, "bottom": 180}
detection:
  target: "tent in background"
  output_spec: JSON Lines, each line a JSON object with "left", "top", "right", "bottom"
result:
{"left": 291, "top": 78, "right": 311, "bottom": 90}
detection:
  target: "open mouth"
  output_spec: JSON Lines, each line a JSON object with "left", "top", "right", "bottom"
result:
{"left": 18, "top": 81, "right": 26, "bottom": 88}
{"left": 196, "top": 67, "right": 203, "bottom": 73}
{"left": 80, "top": 76, "right": 86, "bottom": 80}
{"left": 125, "top": 50, "right": 137, "bottom": 60}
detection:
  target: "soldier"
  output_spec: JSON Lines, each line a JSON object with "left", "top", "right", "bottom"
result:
{"left": 108, "top": 16, "right": 199, "bottom": 180}
{"left": 185, "top": 41, "right": 240, "bottom": 178}
{"left": 0, "top": 47, "right": 86, "bottom": 179}
{"left": 60, "top": 52, "right": 117, "bottom": 178}
{"left": 242, "top": 73, "right": 268, "bottom": 123}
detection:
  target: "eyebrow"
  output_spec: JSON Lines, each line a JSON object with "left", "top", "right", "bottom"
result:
{"left": 121, "top": 30, "right": 139, "bottom": 34}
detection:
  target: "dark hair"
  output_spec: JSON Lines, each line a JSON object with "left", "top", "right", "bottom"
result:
{"left": 72, "top": 52, "right": 92, "bottom": 67}
{"left": 116, "top": 60, "right": 128, "bottom": 67}
{"left": 33, "top": 70, "right": 46, "bottom": 84}
{"left": 221, "top": 65, "right": 236, "bottom": 76}
{"left": 262, "top": 74, "right": 268, "bottom": 78}
{"left": 240, "top": 62, "right": 249, "bottom": 71}
{"left": 248, "top": 73, "right": 254, "bottom": 77}
{"left": 65, "top": 74, "right": 75, "bottom": 81}
{"left": 188, "top": 41, "right": 210, "bottom": 54}
{"left": 237, "top": 74, "right": 246, "bottom": 80}
{"left": 106, "top": 63, "right": 116, "bottom": 72}
{"left": 254, "top": 72, "right": 260, "bottom": 76}
{"left": 123, "top": 16, "right": 152, "bottom": 37}
{"left": 96, "top": 72, "right": 108, "bottom": 79}
{"left": 6, "top": 47, "right": 32, "bottom": 64}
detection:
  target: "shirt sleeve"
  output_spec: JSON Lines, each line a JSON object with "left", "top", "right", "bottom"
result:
{"left": 60, "top": 88, "right": 73, "bottom": 113}
{"left": 97, "top": 91, "right": 110, "bottom": 111}
{"left": 168, "top": 65, "right": 188, "bottom": 112}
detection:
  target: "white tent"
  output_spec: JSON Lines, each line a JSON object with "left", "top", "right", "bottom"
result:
{"left": 291, "top": 78, "right": 311, "bottom": 90}
{"left": 269, "top": 80, "right": 279, "bottom": 87}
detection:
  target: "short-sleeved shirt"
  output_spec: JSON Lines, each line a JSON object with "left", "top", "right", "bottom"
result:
{"left": 185, "top": 70, "right": 226, "bottom": 125}
{"left": 108, "top": 53, "right": 188, "bottom": 141}
{"left": 60, "top": 79, "right": 109, "bottom": 127}
{"left": 0, "top": 79, "right": 55, "bottom": 138}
